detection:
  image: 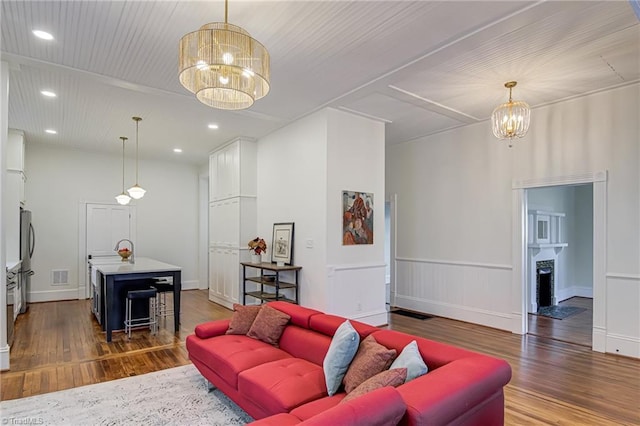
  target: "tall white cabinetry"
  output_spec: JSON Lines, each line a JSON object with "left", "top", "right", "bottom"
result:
{"left": 208, "top": 138, "right": 256, "bottom": 309}
{"left": 5, "top": 129, "right": 26, "bottom": 263}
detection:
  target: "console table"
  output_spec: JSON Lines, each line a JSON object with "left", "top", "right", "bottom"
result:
{"left": 93, "top": 257, "right": 181, "bottom": 342}
{"left": 241, "top": 262, "right": 301, "bottom": 305}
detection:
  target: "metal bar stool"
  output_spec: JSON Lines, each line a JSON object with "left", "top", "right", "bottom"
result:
{"left": 151, "top": 278, "right": 174, "bottom": 320}
{"left": 124, "top": 288, "right": 158, "bottom": 338}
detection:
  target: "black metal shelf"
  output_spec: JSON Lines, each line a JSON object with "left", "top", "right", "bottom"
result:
{"left": 245, "top": 276, "right": 297, "bottom": 289}
{"left": 245, "top": 291, "right": 295, "bottom": 304}
{"left": 241, "top": 262, "right": 302, "bottom": 305}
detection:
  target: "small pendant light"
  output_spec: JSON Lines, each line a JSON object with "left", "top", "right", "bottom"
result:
{"left": 115, "top": 137, "right": 131, "bottom": 205}
{"left": 127, "top": 116, "right": 146, "bottom": 199}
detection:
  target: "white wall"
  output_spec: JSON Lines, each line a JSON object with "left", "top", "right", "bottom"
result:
{"left": 1, "top": 60, "right": 10, "bottom": 369}
{"left": 326, "top": 109, "right": 386, "bottom": 324}
{"left": 573, "top": 185, "right": 593, "bottom": 291}
{"left": 387, "top": 83, "right": 639, "bottom": 358}
{"left": 25, "top": 142, "right": 201, "bottom": 302}
{"left": 256, "top": 108, "right": 386, "bottom": 324}
{"left": 257, "top": 110, "right": 329, "bottom": 310}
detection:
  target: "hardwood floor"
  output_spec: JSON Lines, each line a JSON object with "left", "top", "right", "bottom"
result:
{"left": 2, "top": 290, "right": 639, "bottom": 425}
{"left": 528, "top": 297, "right": 593, "bottom": 347}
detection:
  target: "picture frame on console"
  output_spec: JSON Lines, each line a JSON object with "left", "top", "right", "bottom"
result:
{"left": 272, "top": 222, "right": 294, "bottom": 265}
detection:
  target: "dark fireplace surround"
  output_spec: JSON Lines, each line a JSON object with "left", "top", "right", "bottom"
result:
{"left": 536, "top": 260, "right": 555, "bottom": 308}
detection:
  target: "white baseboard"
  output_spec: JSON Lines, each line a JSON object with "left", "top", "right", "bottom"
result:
{"left": 606, "top": 333, "right": 640, "bottom": 358}
{"left": 350, "top": 309, "right": 388, "bottom": 327}
{"left": 592, "top": 326, "right": 606, "bottom": 353}
{"left": 556, "top": 285, "right": 593, "bottom": 302}
{"left": 0, "top": 344, "right": 9, "bottom": 371}
{"left": 30, "top": 288, "right": 80, "bottom": 303}
{"left": 395, "top": 295, "right": 512, "bottom": 332}
{"left": 181, "top": 280, "right": 199, "bottom": 290}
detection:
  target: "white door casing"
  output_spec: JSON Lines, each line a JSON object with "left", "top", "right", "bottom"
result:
{"left": 511, "top": 171, "right": 607, "bottom": 353}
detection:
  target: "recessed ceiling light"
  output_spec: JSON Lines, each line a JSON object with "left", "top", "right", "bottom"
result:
{"left": 173, "top": 148, "right": 183, "bottom": 153}
{"left": 40, "top": 90, "right": 57, "bottom": 98}
{"left": 45, "top": 129, "right": 57, "bottom": 134}
{"left": 32, "top": 30, "right": 54, "bottom": 40}
{"left": 208, "top": 124, "right": 219, "bottom": 129}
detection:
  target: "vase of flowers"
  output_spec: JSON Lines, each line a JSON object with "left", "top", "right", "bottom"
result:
{"left": 248, "top": 237, "right": 267, "bottom": 264}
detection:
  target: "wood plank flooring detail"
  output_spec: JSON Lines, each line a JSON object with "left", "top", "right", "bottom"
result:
{"left": 2, "top": 290, "right": 639, "bottom": 425}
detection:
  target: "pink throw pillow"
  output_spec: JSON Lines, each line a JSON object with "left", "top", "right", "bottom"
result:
{"left": 343, "top": 335, "right": 397, "bottom": 393}
{"left": 341, "top": 368, "right": 407, "bottom": 403}
{"left": 247, "top": 304, "right": 291, "bottom": 346}
{"left": 226, "top": 304, "right": 261, "bottom": 335}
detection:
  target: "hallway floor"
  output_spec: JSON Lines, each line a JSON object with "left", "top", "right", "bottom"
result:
{"left": 528, "top": 296, "right": 593, "bottom": 347}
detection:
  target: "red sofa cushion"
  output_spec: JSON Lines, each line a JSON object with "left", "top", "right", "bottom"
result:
{"left": 371, "top": 329, "right": 473, "bottom": 370}
{"left": 249, "top": 413, "right": 302, "bottom": 426}
{"left": 288, "top": 395, "right": 345, "bottom": 421}
{"left": 309, "top": 314, "right": 379, "bottom": 339}
{"left": 268, "top": 301, "right": 323, "bottom": 329}
{"left": 302, "top": 386, "right": 405, "bottom": 426}
{"left": 239, "top": 357, "right": 327, "bottom": 414}
{"left": 186, "top": 334, "right": 291, "bottom": 388}
{"left": 252, "top": 387, "right": 406, "bottom": 426}
{"left": 278, "top": 325, "right": 332, "bottom": 366}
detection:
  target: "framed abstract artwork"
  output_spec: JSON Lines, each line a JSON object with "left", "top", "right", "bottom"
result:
{"left": 272, "top": 222, "right": 295, "bottom": 265}
{"left": 342, "top": 190, "right": 373, "bottom": 245}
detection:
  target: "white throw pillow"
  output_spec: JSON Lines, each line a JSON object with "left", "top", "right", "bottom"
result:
{"left": 323, "top": 320, "right": 360, "bottom": 396}
{"left": 389, "top": 340, "right": 428, "bottom": 383}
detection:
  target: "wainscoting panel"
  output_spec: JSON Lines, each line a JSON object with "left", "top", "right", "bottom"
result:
{"left": 605, "top": 274, "right": 640, "bottom": 358}
{"left": 327, "top": 263, "right": 387, "bottom": 326}
{"left": 395, "top": 258, "right": 513, "bottom": 331}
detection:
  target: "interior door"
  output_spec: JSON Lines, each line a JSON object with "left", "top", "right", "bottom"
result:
{"left": 87, "top": 204, "right": 132, "bottom": 257}
{"left": 83, "top": 203, "right": 134, "bottom": 298}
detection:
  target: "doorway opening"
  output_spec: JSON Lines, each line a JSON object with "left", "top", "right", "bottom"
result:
{"left": 384, "top": 194, "right": 397, "bottom": 311}
{"left": 525, "top": 183, "right": 594, "bottom": 347}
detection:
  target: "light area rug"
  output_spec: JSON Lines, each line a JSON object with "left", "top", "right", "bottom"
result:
{"left": 0, "top": 364, "right": 254, "bottom": 425}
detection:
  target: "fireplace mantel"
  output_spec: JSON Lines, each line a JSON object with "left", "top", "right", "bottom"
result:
{"left": 528, "top": 210, "right": 567, "bottom": 250}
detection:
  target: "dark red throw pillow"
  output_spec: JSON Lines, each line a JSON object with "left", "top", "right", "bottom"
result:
{"left": 247, "top": 304, "right": 291, "bottom": 346}
{"left": 343, "top": 335, "right": 397, "bottom": 393}
{"left": 226, "top": 304, "right": 261, "bottom": 335}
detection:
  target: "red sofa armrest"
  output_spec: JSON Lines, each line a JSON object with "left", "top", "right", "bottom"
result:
{"left": 398, "top": 356, "right": 511, "bottom": 425}
{"left": 194, "top": 319, "right": 231, "bottom": 339}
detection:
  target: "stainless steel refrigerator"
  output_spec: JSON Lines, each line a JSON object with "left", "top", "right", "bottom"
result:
{"left": 20, "top": 209, "right": 35, "bottom": 314}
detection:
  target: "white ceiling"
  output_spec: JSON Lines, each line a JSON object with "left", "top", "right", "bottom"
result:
{"left": 2, "top": 1, "right": 639, "bottom": 165}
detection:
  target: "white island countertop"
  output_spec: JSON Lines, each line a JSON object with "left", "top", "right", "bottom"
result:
{"left": 93, "top": 257, "right": 181, "bottom": 275}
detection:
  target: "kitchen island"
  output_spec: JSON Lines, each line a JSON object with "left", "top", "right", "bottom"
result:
{"left": 92, "top": 257, "right": 181, "bottom": 342}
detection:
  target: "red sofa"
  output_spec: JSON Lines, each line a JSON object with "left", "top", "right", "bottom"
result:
{"left": 186, "top": 301, "right": 512, "bottom": 425}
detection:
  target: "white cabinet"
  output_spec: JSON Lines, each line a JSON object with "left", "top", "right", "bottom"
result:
{"left": 4, "top": 130, "right": 26, "bottom": 263}
{"left": 7, "top": 129, "right": 25, "bottom": 171}
{"left": 208, "top": 138, "right": 257, "bottom": 307}
{"left": 209, "top": 198, "right": 256, "bottom": 248}
{"left": 209, "top": 138, "right": 257, "bottom": 201}
{"left": 208, "top": 248, "right": 243, "bottom": 309}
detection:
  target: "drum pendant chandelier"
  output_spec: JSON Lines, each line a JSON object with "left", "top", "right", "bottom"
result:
{"left": 491, "top": 81, "right": 531, "bottom": 147}
{"left": 178, "top": 0, "right": 270, "bottom": 110}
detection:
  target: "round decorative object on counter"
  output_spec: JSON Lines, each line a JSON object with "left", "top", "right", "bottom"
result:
{"left": 118, "top": 250, "right": 132, "bottom": 261}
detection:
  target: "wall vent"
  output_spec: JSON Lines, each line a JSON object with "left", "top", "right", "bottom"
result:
{"left": 52, "top": 269, "right": 69, "bottom": 286}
